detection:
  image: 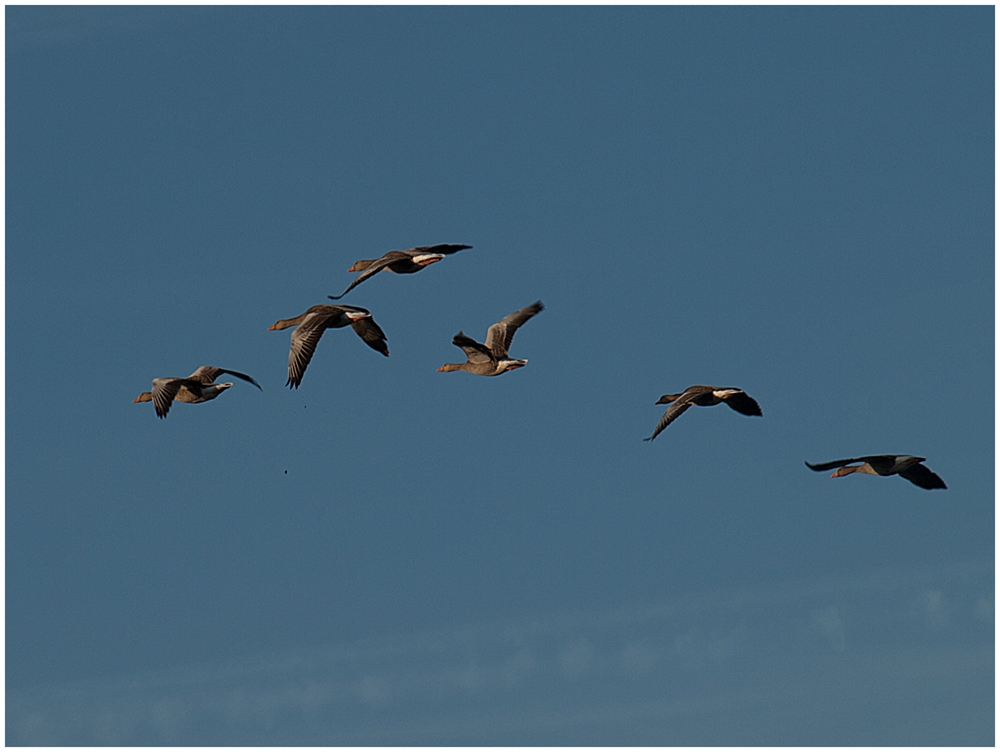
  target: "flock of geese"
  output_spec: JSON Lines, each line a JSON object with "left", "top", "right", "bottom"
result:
{"left": 134, "top": 243, "right": 947, "bottom": 491}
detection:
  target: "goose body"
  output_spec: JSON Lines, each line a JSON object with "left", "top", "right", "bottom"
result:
{"left": 644, "top": 385, "right": 761, "bottom": 441}
{"left": 133, "top": 365, "right": 262, "bottom": 419}
{"left": 328, "top": 243, "right": 472, "bottom": 299}
{"left": 268, "top": 304, "right": 388, "bottom": 388}
{"left": 438, "top": 301, "right": 544, "bottom": 376}
{"left": 805, "top": 455, "right": 946, "bottom": 490}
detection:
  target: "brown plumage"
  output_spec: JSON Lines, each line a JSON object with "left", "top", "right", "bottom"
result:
{"left": 437, "top": 301, "right": 544, "bottom": 376}
{"left": 328, "top": 244, "right": 472, "bottom": 299}
{"left": 644, "top": 385, "right": 761, "bottom": 441}
{"left": 805, "top": 455, "right": 947, "bottom": 490}
{"left": 133, "top": 365, "right": 262, "bottom": 419}
{"left": 268, "top": 304, "right": 388, "bottom": 388}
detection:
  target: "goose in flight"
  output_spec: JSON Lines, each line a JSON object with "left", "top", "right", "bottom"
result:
{"left": 437, "top": 301, "right": 544, "bottom": 376}
{"left": 268, "top": 304, "right": 388, "bottom": 388}
{"left": 133, "top": 365, "right": 262, "bottom": 419}
{"left": 644, "top": 385, "right": 761, "bottom": 441}
{"left": 328, "top": 244, "right": 472, "bottom": 299}
{"left": 805, "top": 455, "right": 947, "bottom": 490}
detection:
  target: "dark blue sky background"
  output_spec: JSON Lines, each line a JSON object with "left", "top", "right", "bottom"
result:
{"left": 6, "top": 6, "right": 994, "bottom": 745}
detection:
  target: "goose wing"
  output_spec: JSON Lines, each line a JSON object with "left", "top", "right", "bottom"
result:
{"left": 804, "top": 456, "right": 896, "bottom": 472}
{"left": 805, "top": 457, "right": 863, "bottom": 472}
{"left": 328, "top": 252, "right": 407, "bottom": 300}
{"left": 721, "top": 390, "right": 762, "bottom": 416}
{"left": 898, "top": 463, "right": 947, "bottom": 490}
{"left": 350, "top": 316, "right": 389, "bottom": 356}
{"left": 150, "top": 377, "right": 193, "bottom": 419}
{"left": 285, "top": 311, "right": 333, "bottom": 388}
{"left": 406, "top": 243, "right": 472, "bottom": 256}
{"left": 452, "top": 332, "right": 495, "bottom": 365}
{"left": 484, "top": 301, "right": 544, "bottom": 358}
{"left": 644, "top": 388, "right": 703, "bottom": 441}
{"left": 187, "top": 365, "right": 262, "bottom": 390}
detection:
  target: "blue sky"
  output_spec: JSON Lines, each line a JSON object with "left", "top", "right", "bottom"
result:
{"left": 6, "top": 6, "right": 994, "bottom": 745}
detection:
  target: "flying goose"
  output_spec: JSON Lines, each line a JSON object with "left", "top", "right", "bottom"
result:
{"left": 644, "top": 385, "right": 761, "bottom": 441}
{"left": 437, "top": 301, "right": 544, "bottom": 376}
{"left": 268, "top": 304, "right": 388, "bottom": 388}
{"left": 133, "top": 365, "right": 262, "bottom": 419}
{"left": 805, "top": 455, "right": 947, "bottom": 490}
{"left": 328, "top": 244, "right": 472, "bottom": 299}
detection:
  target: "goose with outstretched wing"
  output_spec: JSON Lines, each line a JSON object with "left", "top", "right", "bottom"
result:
{"left": 269, "top": 304, "right": 388, "bottom": 388}
{"left": 134, "top": 365, "right": 262, "bottom": 419}
{"left": 805, "top": 455, "right": 946, "bottom": 490}
{"left": 438, "top": 301, "right": 544, "bottom": 376}
{"left": 328, "top": 244, "right": 472, "bottom": 300}
{"left": 644, "top": 385, "right": 761, "bottom": 441}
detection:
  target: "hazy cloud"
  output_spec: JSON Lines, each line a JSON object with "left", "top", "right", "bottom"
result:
{"left": 558, "top": 638, "right": 594, "bottom": 678}
{"left": 812, "top": 605, "right": 846, "bottom": 652}
{"left": 8, "top": 560, "right": 992, "bottom": 745}
{"left": 621, "top": 641, "right": 660, "bottom": 675}
{"left": 921, "top": 589, "right": 950, "bottom": 628}
{"left": 974, "top": 594, "right": 994, "bottom": 621}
